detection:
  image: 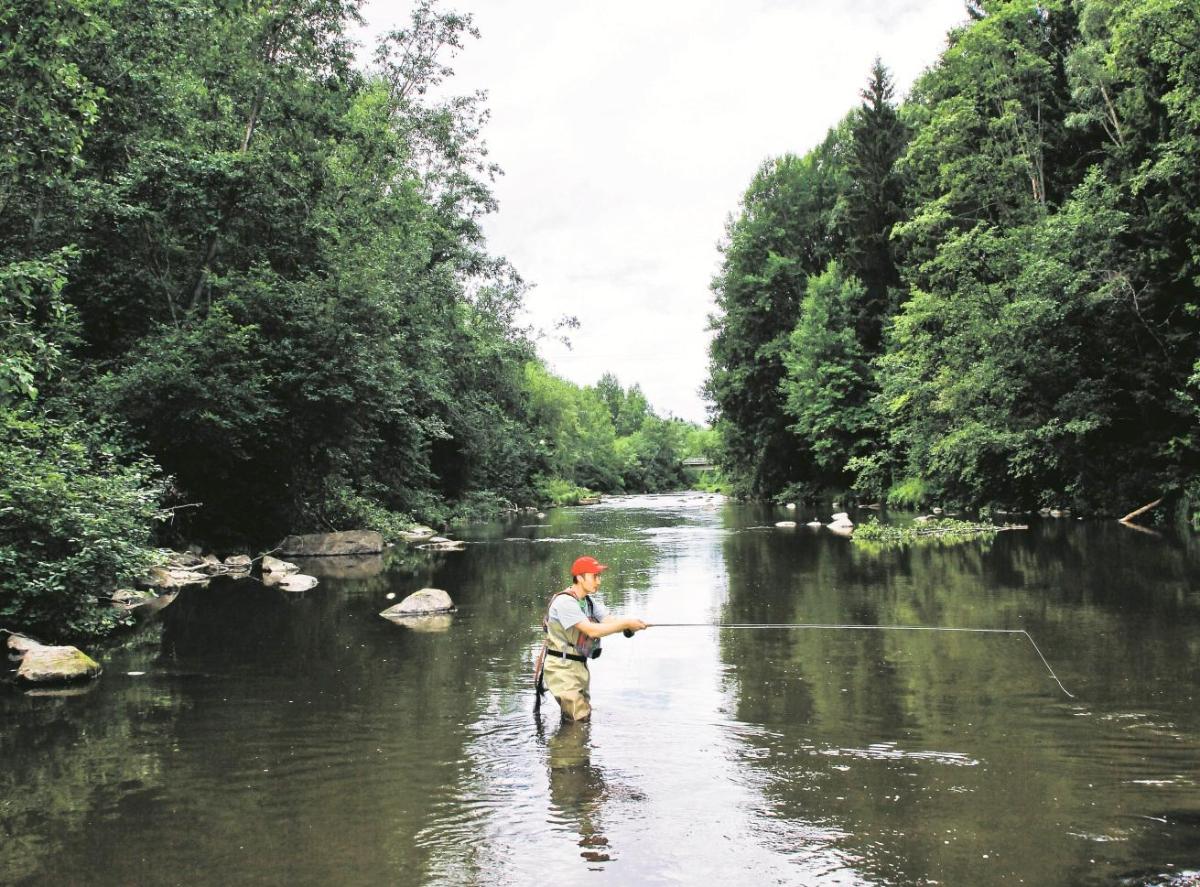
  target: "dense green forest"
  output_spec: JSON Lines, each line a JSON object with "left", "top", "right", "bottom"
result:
{"left": 0, "top": 0, "right": 711, "bottom": 639}
{"left": 707, "top": 0, "right": 1199, "bottom": 515}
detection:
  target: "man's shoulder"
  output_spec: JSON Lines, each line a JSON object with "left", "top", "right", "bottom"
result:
{"left": 548, "top": 590, "right": 581, "bottom": 617}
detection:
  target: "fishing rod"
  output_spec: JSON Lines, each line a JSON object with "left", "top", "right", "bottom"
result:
{"left": 631, "top": 622, "right": 1076, "bottom": 699}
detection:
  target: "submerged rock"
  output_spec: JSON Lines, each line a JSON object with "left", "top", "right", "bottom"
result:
{"left": 385, "top": 613, "right": 453, "bottom": 633}
{"left": 17, "top": 645, "right": 102, "bottom": 684}
{"left": 278, "top": 530, "right": 384, "bottom": 557}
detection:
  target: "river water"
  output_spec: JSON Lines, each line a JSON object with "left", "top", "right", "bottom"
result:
{"left": 3, "top": 493, "right": 1200, "bottom": 886}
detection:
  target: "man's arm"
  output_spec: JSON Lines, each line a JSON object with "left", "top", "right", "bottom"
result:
{"left": 576, "top": 616, "right": 647, "bottom": 638}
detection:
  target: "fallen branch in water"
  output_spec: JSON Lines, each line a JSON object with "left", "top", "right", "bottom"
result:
{"left": 1118, "top": 497, "right": 1163, "bottom": 524}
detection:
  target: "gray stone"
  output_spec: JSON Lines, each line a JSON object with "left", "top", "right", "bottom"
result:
{"left": 169, "top": 551, "right": 207, "bottom": 568}
{"left": 398, "top": 526, "right": 436, "bottom": 543}
{"left": 417, "top": 540, "right": 466, "bottom": 552}
{"left": 828, "top": 512, "right": 854, "bottom": 531}
{"left": 17, "top": 645, "right": 102, "bottom": 684}
{"left": 278, "top": 530, "right": 384, "bottom": 557}
{"left": 276, "top": 574, "right": 318, "bottom": 592}
{"left": 261, "top": 555, "right": 299, "bottom": 575}
{"left": 7, "top": 634, "right": 43, "bottom": 657}
{"left": 380, "top": 588, "right": 454, "bottom": 618}
{"left": 774, "top": 521, "right": 797, "bottom": 528}
{"left": 223, "top": 554, "right": 253, "bottom": 570}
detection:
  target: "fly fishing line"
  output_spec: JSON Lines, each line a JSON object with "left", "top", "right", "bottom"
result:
{"left": 643, "top": 623, "right": 1076, "bottom": 699}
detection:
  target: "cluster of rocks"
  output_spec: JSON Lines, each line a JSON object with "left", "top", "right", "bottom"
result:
{"left": 774, "top": 510, "right": 855, "bottom": 535}
{"left": 138, "top": 550, "right": 256, "bottom": 591}
{"left": 390, "top": 525, "right": 467, "bottom": 552}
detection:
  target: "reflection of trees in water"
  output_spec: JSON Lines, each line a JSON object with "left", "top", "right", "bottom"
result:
{"left": 540, "top": 718, "right": 613, "bottom": 864}
{"left": 713, "top": 512, "right": 1200, "bottom": 885}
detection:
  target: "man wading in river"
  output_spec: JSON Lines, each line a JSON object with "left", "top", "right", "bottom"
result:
{"left": 534, "top": 555, "right": 648, "bottom": 720}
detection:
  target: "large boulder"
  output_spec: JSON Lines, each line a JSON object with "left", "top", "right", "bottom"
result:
{"left": 278, "top": 530, "right": 384, "bottom": 557}
{"left": 17, "top": 645, "right": 102, "bottom": 684}
{"left": 380, "top": 588, "right": 454, "bottom": 620}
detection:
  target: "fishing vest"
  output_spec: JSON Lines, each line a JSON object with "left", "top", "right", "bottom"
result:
{"left": 542, "top": 590, "right": 601, "bottom": 662}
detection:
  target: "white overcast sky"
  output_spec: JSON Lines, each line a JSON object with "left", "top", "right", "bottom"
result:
{"left": 358, "top": 1, "right": 968, "bottom": 424}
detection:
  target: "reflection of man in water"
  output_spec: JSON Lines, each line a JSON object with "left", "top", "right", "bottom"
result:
{"left": 545, "top": 719, "right": 612, "bottom": 863}
{"left": 535, "top": 555, "right": 648, "bottom": 721}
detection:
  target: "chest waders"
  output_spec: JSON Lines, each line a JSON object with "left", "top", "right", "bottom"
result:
{"left": 534, "top": 591, "right": 600, "bottom": 720}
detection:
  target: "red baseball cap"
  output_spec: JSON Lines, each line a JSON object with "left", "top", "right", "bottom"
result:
{"left": 570, "top": 555, "right": 607, "bottom": 577}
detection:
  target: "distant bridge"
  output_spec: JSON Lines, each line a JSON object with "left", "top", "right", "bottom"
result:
{"left": 682, "top": 457, "right": 716, "bottom": 472}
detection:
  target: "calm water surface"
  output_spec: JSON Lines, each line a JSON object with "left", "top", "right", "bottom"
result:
{"left": 4, "top": 493, "right": 1200, "bottom": 885}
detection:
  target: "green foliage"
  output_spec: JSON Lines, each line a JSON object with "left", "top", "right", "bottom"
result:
{"left": 706, "top": 129, "right": 850, "bottom": 498}
{"left": 0, "top": 409, "right": 166, "bottom": 640}
{"left": 886, "top": 476, "right": 932, "bottom": 510}
{"left": 708, "top": 0, "right": 1200, "bottom": 515}
{"left": 781, "top": 261, "right": 880, "bottom": 485}
{"left": 536, "top": 476, "right": 597, "bottom": 507}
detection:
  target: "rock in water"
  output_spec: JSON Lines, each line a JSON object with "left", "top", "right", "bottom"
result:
{"left": 278, "top": 531, "right": 384, "bottom": 557}
{"left": 380, "top": 588, "right": 455, "bottom": 621}
{"left": 261, "top": 555, "right": 300, "bottom": 575}
{"left": 276, "top": 574, "right": 318, "bottom": 592}
{"left": 417, "top": 540, "right": 466, "bottom": 551}
{"left": 17, "top": 645, "right": 102, "bottom": 684}
{"left": 774, "top": 521, "right": 797, "bottom": 528}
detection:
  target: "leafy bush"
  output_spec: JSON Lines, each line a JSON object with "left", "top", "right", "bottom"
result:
{"left": 0, "top": 409, "right": 166, "bottom": 640}
{"left": 886, "top": 476, "right": 930, "bottom": 510}
{"left": 536, "top": 476, "right": 596, "bottom": 507}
